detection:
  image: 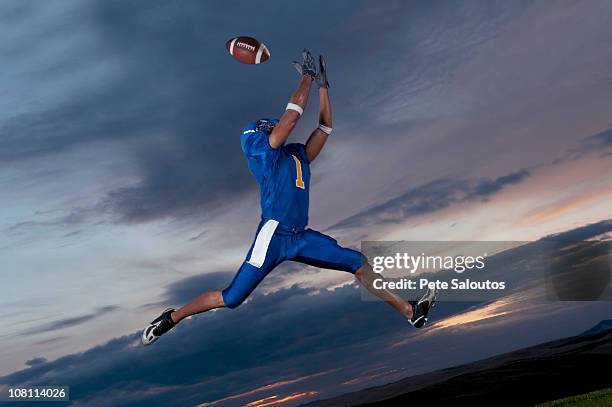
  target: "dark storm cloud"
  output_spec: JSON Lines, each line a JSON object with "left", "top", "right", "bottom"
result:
{"left": 330, "top": 170, "right": 531, "bottom": 231}
{"left": 0, "top": 284, "right": 422, "bottom": 406}
{"left": 1, "top": 1, "right": 360, "bottom": 224}
{"left": 1, "top": 260, "right": 481, "bottom": 406}
{"left": 0, "top": 93, "right": 161, "bottom": 162}
{"left": 19, "top": 306, "right": 118, "bottom": 336}
{"left": 3, "top": 0, "right": 368, "bottom": 225}
{"left": 3, "top": 220, "right": 609, "bottom": 406}
{"left": 91, "top": 0, "right": 377, "bottom": 224}
{"left": 325, "top": 0, "right": 530, "bottom": 125}
{"left": 1, "top": 1, "right": 530, "bottom": 225}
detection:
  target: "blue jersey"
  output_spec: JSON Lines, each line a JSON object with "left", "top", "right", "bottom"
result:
{"left": 241, "top": 119, "right": 311, "bottom": 229}
{"left": 221, "top": 118, "right": 363, "bottom": 309}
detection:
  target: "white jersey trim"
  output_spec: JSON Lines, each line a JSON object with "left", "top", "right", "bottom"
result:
{"left": 247, "top": 219, "right": 279, "bottom": 268}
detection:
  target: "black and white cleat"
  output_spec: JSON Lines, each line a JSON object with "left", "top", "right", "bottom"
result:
{"left": 409, "top": 288, "right": 437, "bottom": 328}
{"left": 142, "top": 308, "right": 176, "bottom": 346}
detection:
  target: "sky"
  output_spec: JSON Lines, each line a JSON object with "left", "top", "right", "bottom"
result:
{"left": 1, "top": 0, "right": 612, "bottom": 406}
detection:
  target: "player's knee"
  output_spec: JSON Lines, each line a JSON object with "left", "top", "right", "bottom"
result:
{"left": 221, "top": 288, "right": 246, "bottom": 309}
{"left": 350, "top": 262, "right": 363, "bottom": 275}
{"left": 351, "top": 253, "right": 369, "bottom": 274}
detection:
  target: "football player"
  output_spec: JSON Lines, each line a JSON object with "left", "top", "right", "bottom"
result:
{"left": 142, "top": 50, "right": 436, "bottom": 345}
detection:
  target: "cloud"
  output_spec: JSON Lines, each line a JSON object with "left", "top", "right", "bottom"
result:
{"left": 0, "top": 284, "right": 420, "bottom": 406}
{"left": 6, "top": 208, "right": 91, "bottom": 235}
{"left": 542, "top": 219, "right": 612, "bottom": 241}
{"left": 24, "top": 357, "right": 47, "bottom": 367}
{"left": 88, "top": 0, "right": 385, "bottom": 224}
{"left": 330, "top": 170, "right": 530, "bottom": 231}
{"left": 583, "top": 129, "right": 612, "bottom": 149}
{"left": 0, "top": 0, "right": 365, "bottom": 224}
{"left": 19, "top": 306, "right": 118, "bottom": 336}
{"left": 2, "top": 1, "right": 612, "bottom": 404}
{"left": 471, "top": 170, "right": 530, "bottom": 196}
{"left": 0, "top": 1, "right": 533, "bottom": 225}
{"left": 548, "top": 128, "right": 612, "bottom": 165}
{"left": 579, "top": 128, "right": 612, "bottom": 159}
{"left": 3, "top": 220, "right": 611, "bottom": 406}
{"left": 188, "top": 229, "right": 208, "bottom": 242}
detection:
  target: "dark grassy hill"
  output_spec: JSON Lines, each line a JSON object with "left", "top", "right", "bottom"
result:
{"left": 304, "top": 321, "right": 612, "bottom": 407}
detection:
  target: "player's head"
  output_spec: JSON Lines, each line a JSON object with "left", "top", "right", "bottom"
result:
{"left": 255, "top": 118, "right": 279, "bottom": 133}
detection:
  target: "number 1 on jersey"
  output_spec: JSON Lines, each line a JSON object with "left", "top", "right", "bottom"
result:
{"left": 292, "top": 155, "right": 305, "bottom": 189}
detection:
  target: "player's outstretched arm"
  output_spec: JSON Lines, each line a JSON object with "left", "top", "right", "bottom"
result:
{"left": 305, "top": 55, "right": 332, "bottom": 162}
{"left": 269, "top": 50, "right": 316, "bottom": 149}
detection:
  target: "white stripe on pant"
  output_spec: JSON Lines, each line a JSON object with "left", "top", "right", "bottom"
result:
{"left": 247, "top": 219, "right": 279, "bottom": 268}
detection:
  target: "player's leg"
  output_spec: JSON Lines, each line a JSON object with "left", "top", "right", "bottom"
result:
{"left": 142, "top": 221, "right": 285, "bottom": 345}
{"left": 355, "top": 262, "right": 437, "bottom": 327}
{"left": 292, "top": 230, "right": 411, "bottom": 317}
{"left": 293, "top": 229, "right": 436, "bottom": 327}
{"left": 171, "top": 291, "right": 224, "bottom": 323}
{"left": 171, "top": 249, "right": 284, "bottom": 323}
{"left": 142, "top": 261, "right": 282, "bottom": 346}
{"left": 141, "top": 260, "right": 267, "bottom": 346}
{"left": 354, "top": 262, "right": 413, "bottom": 319}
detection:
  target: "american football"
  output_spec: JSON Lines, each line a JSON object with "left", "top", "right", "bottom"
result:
{"left": 225, "top": 36, "right": 270, "bottom": 64}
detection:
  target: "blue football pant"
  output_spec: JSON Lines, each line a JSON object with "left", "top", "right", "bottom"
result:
{"left": 222, "top": 220, "right": 364, "bottom": 308}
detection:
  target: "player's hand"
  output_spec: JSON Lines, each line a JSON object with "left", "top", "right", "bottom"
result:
{"left": 292, "top": 49, "right": 317, "bottom": 78}
{"left": 315, "top": 55, "right": 330, "bottom": 88}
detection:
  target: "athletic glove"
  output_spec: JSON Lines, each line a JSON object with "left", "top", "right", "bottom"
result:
{"left": 315, "top": 55, "right": 330, "bottom": 88}
{"left": 292, "top": 49, "right": 317, "bottom": 78}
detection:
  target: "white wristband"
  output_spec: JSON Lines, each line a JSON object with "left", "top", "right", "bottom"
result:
{"left": 286, "top": 103, "right": 303, "bottom": 116}
{"left": 318, "top": 124, "right": 333, "bottom": 135}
